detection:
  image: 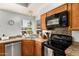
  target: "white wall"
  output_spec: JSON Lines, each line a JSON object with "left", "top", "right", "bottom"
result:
{"left": 72, "top": 31, "right": 79, "bottom": 42}
{"left": 0, "top": 10, "right": 36, "bottom": 37}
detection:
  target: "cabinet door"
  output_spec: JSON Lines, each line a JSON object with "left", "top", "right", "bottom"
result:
{"left": 47, "top": 4, "right": 68, "bottom": 16}
{"left": 71, "top": 4, "right": 79, "bottom": 30}
{"left": 40, "top": 13, "right": 47, "bottom": 30}
{"left": 35, "top": 41, "right": 43, "bottom": 56}
{"left": 22, "top": 40, "right": 35, "bottom": 56}
{"left": 0, "top": 43, "right": 5, "bottom": 56}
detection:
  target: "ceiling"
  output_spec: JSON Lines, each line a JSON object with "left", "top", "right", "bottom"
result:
{"left": 17, "top": 3, "right": 53, "bottom": 15}
{"left": 0, "top": 3, "right": 63, "bottom": 17}
{"left": 25, "top": 3, "right": 64, "bottom": 18}
{"left": 0, "top": 3, "right": 64, "bottom": 19}
{"left": 15, "top": 3, "right": 49, "bottom": 16}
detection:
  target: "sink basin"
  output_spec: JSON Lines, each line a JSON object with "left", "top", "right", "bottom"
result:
{"left": 24, "top": 34, "right": 38, "bottom": 40}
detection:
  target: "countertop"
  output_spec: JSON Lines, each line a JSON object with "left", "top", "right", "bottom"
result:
{"left": 35, "top": 38, "right": 47, "bottom": 43}
{"left": 65, "top": 42, "right": 79, "bottom": 56}
{"left": 0, "top": 36, "right": 47, "bottom": 44}
{"left": 0, "top": 37, "right": 36, "bottom": 44}
{"left": 0, "top": 37, "right": 23, "bottom": 44}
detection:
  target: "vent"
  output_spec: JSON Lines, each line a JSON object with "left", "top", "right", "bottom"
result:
{"left": 17, "top": 3, "right": 30, "bottom": 7}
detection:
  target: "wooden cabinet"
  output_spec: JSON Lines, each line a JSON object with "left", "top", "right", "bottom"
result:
{"left": 35, "top": 41, "right": 44, "bottom": 56}
{"left": 0, "top": 43, "right": 5, "bottom": 56}
{"left": 40, "top": 4, "right": 68, "bottom": 31}
{"left": 40, "top": 3, "right": 79, "bottom": 31}
{"left": 67, "top": 3, "right": 79, "bottom": 30}
{"left": 70, "top": 4, "right": 79, "bottom": 30}
{"left": 47, "top": 4, "right": 68, "bottom": 16}
{"left": 22, "top": 40, "right": 35, "bottom": 56}
{"left": 40, "top": 13, "right": 47, "bottom": 30}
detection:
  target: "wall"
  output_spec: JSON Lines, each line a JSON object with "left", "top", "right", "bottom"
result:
{"left": 0, "top": 10, "right": 36, "bottom": 37}
{"left": 72, "top": 31, "right": 79, "bottom": 42}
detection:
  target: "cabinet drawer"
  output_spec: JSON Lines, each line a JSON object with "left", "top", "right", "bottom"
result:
{"left": 22, "top": 40, "right": 34, "bottom": 45}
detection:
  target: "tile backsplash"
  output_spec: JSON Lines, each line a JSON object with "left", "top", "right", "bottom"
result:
{"left": 51, "top": 27, "right": 71, "bottom": 36}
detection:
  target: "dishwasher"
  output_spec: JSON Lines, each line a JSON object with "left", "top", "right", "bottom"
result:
{"left": 5, "top": 41, "right": 21, "bottom": 56}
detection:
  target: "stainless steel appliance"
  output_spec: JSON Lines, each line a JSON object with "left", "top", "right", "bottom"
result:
{"left": 5, "top": 42, "right": 21, "bottom": 56}
{"left": 44, "top": 46, "right": 54, "bottom": 56}
{"left": 46, "top": 11, "right": 68, "bottom": 30}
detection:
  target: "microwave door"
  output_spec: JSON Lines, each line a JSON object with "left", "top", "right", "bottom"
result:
{"left": 46, "top": 17, "right": 60, "bottom": 30}
{"left": 47, "top": 18, "right": 59, "bottom": 26}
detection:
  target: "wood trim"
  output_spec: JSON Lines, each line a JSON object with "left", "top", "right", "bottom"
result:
{"left": 0, "top": 43, "right": 5, "bottom": 56}
{"left": 67, "top": 3, "right": 72, "bottom": 31}
{"left": 40, "top": 13, "right": 47, "bottom": 30}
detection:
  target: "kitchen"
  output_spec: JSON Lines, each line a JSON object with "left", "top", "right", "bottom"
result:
{"left": 0, "top": 3, "right": 79, "bottom": 56}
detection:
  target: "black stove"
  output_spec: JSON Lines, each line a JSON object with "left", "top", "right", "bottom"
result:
{"left": 43, "top": 34, "right": 72, "bottom": 56}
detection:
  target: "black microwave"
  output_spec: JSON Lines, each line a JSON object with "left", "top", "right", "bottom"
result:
{"left": 46, "top": 11, "right": 69, "bottom": 30}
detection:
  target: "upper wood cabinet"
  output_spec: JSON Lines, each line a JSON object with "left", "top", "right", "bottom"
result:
{"left": 71, "top": 4, "right": 79, "bottom": 30}
{"left": 41, "top": 3, "right": 79, "bottom": 31}
{"left": 0, "top": 43, "right": 5, "bottom": 56}
{"left": 22, "top": 40, "right": 35, "bottom": 56}
{"left": 47, "top": 4, "right": 68, "bottom": 16}
{"left": 40, "top": 4, "right": 68, "bottom": 31}
{"left": 40, "top": 13, "right": 47, "bottom": 30}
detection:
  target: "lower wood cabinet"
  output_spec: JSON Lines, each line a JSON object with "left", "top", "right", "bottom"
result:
{"left": 35, "top": 41, "right": 44, "bottom": 56}
{"left": 0, "top": 39, "right": 44, "bottom": 56}
{"left": 22, "top": 40, "right": 35, "bottom": 56}
{"left": 0, "top": 43, "right": 5, "bottom": 56}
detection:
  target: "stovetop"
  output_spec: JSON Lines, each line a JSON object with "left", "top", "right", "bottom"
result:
{"left": 43, "top": 34, "right": 72, "bottom": 51}
{"left": 43, "top": 41, "right": 64, "bottom": 51}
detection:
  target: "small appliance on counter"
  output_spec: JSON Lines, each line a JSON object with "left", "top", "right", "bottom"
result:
{"left": 42, "top": 30, "right": 52, "bottom": 39}
{"left": 1, "top": 34, "right": 9, "bottom": 40}
{"left": 43, "top": 34, "right": 72, "bottom": 56}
